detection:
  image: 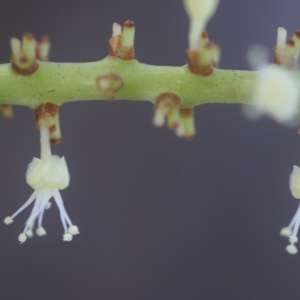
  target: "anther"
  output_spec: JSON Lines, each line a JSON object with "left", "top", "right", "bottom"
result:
{"left": 18, "top": 233, "right": 27, "bottom": 244}
{"left": 36, "top": 227, "right": 47, "bottom": 236}
{"left": 63, "top": 233, "right": 73, "bottom": 242}
{"left": 68, "top": 225, "right": 80, "bottom": 235}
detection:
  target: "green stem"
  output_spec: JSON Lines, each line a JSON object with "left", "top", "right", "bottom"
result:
{"left": 0, "top": 56, "right": 288, "bottom": 108}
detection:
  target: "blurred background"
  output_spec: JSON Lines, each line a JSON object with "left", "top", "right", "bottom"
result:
{"left": 0, "top": 0, "right": 300, "bottom": 299}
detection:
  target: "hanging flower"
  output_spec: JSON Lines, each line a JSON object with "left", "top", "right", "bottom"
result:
{"left": 4, "top": 120, "right": 79, "bottom": 243}
{"left": 280, "top": 165, "right": 300, "bottom": 254}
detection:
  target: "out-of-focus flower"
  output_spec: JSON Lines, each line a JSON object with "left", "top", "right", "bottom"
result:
{"left": 251, "top": 64, "right": 299, "bottom": 124}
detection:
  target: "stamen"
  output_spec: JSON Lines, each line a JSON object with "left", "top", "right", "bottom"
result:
{"left": 281, "top": 204, "right": 300, "bottom": 254}
{"left": 7, "top": 191, "right": 36, "bottom": 221}
{"left": 53, "top": 190, "right": 74, "bottom": 232}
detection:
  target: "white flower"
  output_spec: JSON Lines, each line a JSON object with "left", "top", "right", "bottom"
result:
{"left": 251, "top": 64, "right": 299, "bottom": 124}
{"left": 280, "top": 166, "right": 300, "bottom": 254}
{"left": 4, "top": 120, "right": 79, "bottom": 243}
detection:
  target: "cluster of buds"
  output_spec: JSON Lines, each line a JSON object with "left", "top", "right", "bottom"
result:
{"left": 152, "top": 93, "right": 195, "bottom": 140}
{"left": 4, "top": 103, "right": 79, "bottom": 243}
{"left": 109, "top": 20, "right": 135, "bottom": 60}
{"left": 10, "top": 33, "right": 51, "bottom": 76}
{"left": 184, "top": 0, "right": 220, "bottom": 75}
{"left": 274, "top": 27, "right": 300, "bottom": 70}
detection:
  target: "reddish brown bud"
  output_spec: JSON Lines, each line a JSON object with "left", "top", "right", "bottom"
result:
{"left": 95, "top": 74, "right": 124, "bottom": 101}
{"left": 124, "top": 20, "right": 135, "bottom": 28}
{"left": 0, "top": 105, "right": 13, "bottom": 120}
{"left": 35, "top": 103, "right": 61, "bottom": 144}
{"left": 186, "top": 49, "right": 213, "bottom": 76}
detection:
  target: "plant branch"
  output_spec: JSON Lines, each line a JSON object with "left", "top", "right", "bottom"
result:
{"left": 0, "top": 56, "right": 284, "bottom": 108}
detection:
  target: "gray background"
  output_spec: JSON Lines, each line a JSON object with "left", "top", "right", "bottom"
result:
{"left": 0, "top": 0, "right": 300, "bottom": 299}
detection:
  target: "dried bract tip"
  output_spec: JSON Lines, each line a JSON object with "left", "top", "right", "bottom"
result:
{"left": 0, "top": 104, "right": 13, "bottom": 120}
{"left": 35, "top": 103, "right": 61, "bottom": 144}
{"left": 36, "top": 36, "right": 51, "bottom": 61}
{"left": 180, "top": 108, "right": 196, "bottom": 140}
{"left": 153, "top": 93, "right": 181, "bottom": 128}
{"left": 183, "top": 0, "right": 219, "bottom": 50}
{"left": 10, "top": 33, "right": 39, "bottom": 76}
{"left": 95, "top": 74, "right": 124, "bottom": 101}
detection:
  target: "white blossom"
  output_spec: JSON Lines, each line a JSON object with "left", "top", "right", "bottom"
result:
{"left": 4, "top": 120, "right": 79, "bottom": 243}
{"left": 251, "top": 64, "right": 299, "bottom": 124}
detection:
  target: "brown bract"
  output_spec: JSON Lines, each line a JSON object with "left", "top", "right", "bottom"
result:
{"left": 108, "top": 20, "right": 135, "bottom": 60}
{"left": 95, "top": 74, "right": 124, "bottom": 101}
{"left": 180, "top": 108, "right": 194, "bottom": 118}
{"left": 109, "top": 35, "right": 122, "bottom": 57}
{"left": 155, "top": 93, "right": 181, "bottom": 109}
{"left": 186, "top": 49, "right": 213, "bottom": 76}
{"left": 35, "top": 103, "right": 61, "bottom": 144}
{"left": 0, "top": 104, "right": 13, "bottom": 120}
{"left": 10, "top": 59, "right": 39, "bottom": 76}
